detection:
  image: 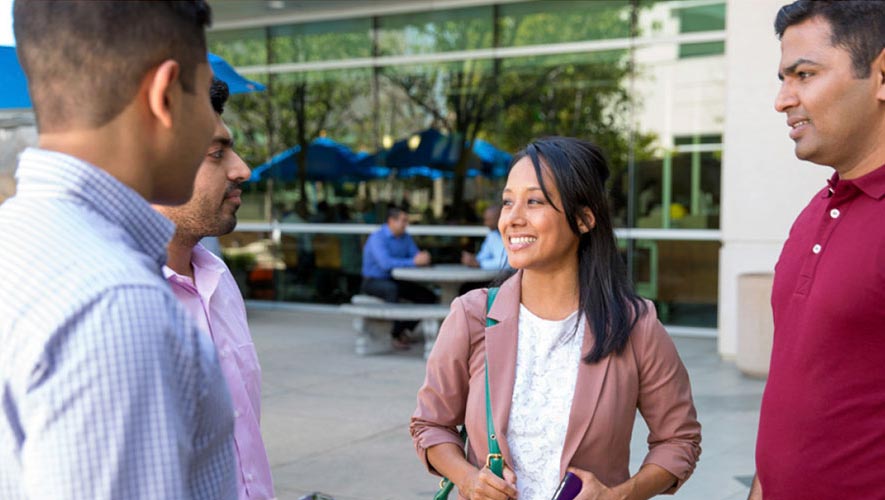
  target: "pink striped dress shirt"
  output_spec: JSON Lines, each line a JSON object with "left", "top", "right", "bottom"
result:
{"left": 165, "top": 244, "right": 275, "bottom": 500}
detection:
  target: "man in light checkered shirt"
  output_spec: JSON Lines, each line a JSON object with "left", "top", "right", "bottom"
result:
{"left": 0, "top": 1, "right": 237, "bottom": 498}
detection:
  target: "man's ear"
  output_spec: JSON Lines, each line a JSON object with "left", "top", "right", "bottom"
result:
{"left": 577, "top": 207, "right": 596, "bottom": 233}
{"left": 146, "top": 60, "right": 181, "bottom": 129}
{"left": 876, "top": 48, "right": 885, "bottom": 102}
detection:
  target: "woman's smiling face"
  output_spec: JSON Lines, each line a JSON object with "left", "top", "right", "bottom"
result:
{"left": 499, "top": 157, "right": 581, "bottom": 273}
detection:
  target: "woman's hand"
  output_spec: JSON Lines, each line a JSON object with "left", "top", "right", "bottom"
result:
{"left": 567, "top": 467, "right": 628, "bottom": 500}
{"left": 460, "top": 465, "right": 518, "bottom": 500}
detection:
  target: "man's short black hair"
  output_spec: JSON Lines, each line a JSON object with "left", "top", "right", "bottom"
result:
{"left": 386, "top": 206, "right": 406, "bottom": 221}
{"left": 210, "top": 78, "right": 230, "bottom": 115}
{"left": 775, "top": 0, "right": 885, "bottom": 78}
{"left": 14, "top": 0, "right": 212, "bottom": 132}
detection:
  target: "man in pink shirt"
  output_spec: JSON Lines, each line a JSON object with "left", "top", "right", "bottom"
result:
{"left": 155, "top": 78, "right": 275, "bottom": 499}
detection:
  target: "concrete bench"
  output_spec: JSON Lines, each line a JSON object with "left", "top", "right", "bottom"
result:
{"left": 340, "top": 295, "right": 451, "bottom": 358}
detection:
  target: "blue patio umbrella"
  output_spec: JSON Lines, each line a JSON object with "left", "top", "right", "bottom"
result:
{"left": 472, "top": 138, "right": 512, "bottom": 178}
{"left": 208, "top": 53, "right": 265, "bottom": 94}
{"left": 384, "top": 128, "right": 457, "bottom": 170}
{"left": 0, "top": 46, "right": 31, "bottom": 110}
{"left": 249, "top": 137, "right": 381, "bottom": 183}
{"left": 383, "top": 128, "right": 511, "bottom": 178}
{"left": 396, "top": 165, "right": 486, "bottom": 180}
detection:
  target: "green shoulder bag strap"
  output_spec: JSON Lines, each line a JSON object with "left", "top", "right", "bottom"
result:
{"left": 434, "top": 287, "right": 503, "bottom": 500}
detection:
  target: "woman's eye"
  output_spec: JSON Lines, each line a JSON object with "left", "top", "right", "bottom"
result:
{"left": 208, "top": 149, "right": 224, "bottom": 160}
{"left": 502, "top": 199, "right": 512, "bottom": 206}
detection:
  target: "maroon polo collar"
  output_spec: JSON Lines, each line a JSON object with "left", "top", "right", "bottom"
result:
{"left": 825, "top": 162, "right": 885, "bottom": 200}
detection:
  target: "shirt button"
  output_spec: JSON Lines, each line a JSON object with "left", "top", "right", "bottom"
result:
{"left": 830, "top": 208, "right": 840, "bottom": 218}
{"left": 246, "top": 473, "right": 254, "bottom": 482}
{"left": 234, "top": 409, "right": 241, "bottom": 418}
{"left": 812, "top": 244, "right": 822, "bottom": 254}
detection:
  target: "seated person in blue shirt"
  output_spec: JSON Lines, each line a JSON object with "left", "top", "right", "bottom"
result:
{"left": 361, "top": 206, "right": 436, "bottom": 349}
{"left": 461, "top": 205, "right": 508, "bottom": 270}
{"left": 459, "top": 204, "right": 510, "bottom": 295}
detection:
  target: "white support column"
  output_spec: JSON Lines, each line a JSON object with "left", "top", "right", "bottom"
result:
{"left": 718, "top": 0, "right": 829, "bottom": 358}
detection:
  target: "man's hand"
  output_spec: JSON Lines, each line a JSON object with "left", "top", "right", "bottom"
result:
{"left": 747, "top": 475, "right": 762, "bottom": 500}
{"left": 414, "top": 250, "right": 431, "bottom": 266}
{"left": 461, "top": 251, "right": 479, "bottom": 267}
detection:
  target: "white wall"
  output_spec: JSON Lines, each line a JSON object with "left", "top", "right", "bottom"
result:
{"left": 718, "top": 0, "right": 830, "bottom": 357}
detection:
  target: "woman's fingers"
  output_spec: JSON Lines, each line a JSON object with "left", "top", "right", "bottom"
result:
{"left": 503, "top": 465, "right": 518, "bottom": 485}
{"left": 472, "top": 466, "right": 518, "bottom": 499}
{"left": 566, "top": 467, "right": 611, "bottom": 500}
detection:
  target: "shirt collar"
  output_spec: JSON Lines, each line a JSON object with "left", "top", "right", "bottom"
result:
{"left": 163, "top": 243, "right": 226, "bottom": 299}
{"left": 826, "top": 162, "right": 885, "bottom": 200}
{"left": 16, "top": 147, "right": 175, "bottom": 268}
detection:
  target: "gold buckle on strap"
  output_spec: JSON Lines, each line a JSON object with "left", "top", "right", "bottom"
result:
{"left": 485, "top": 453, "right": 503, "bottom": 468}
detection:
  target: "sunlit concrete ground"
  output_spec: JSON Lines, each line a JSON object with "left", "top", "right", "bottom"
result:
{"left": 248, "top": 305, "right": 765, "bottom": 500}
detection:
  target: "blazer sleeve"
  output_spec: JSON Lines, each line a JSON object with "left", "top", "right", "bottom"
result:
{"left": 410, "top": 294, "right": 477, "bottom": 475}
{"left": 633, "top": 302, "right": 702, "bottom": 493}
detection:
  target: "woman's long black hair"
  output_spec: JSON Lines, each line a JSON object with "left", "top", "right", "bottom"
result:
{"left": 512, "top": 136, "right": 647, "bottom": 363}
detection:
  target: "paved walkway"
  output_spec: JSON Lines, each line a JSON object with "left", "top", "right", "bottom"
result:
{"left": 249, "top": 306, "right": 764, "bottom": 500}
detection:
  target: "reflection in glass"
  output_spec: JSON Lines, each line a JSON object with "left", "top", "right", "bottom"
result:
{"left": 377, "top": 6, "right": 494, "bottom": 56}
{"left": 269, "top": 18, "right": 373, "bottom": 64}
{"left": 208, "top": 1, "right": 728, "bottom": 320}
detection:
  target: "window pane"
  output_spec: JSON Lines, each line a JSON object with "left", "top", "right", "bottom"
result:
{"left": 377, "top": 6, "right": 494, "bottom": 56}
{"left": 208, "top": 28, "right": 267, "bottom": 67}
{"left": 270, "top": 18, "right": 373, "bottom": 63}
{"left": 677, "top": 2, "right": 726, "bottom": 58}
{"left": 498, "top": 0, "right": 632, "bottom": 47}
{"left": 633, "top": 151, "right": 720, "bottom": 230}
{"left": 678, "top": 3, "right": 726, "bottom": 33}
{"left": 679, "top": 41, "right": 725, "bottom": 58}
{"left": 625, "top": 239, "right": 720, "bottom": 327}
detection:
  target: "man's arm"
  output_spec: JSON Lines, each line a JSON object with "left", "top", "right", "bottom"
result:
{"left": 747, "top": 475, "right": 762, "bottom": 500}
{"left": 19, "top": 286, "right": 231, "bottom": 499}
{"left": 475, "top": 233, "right": 507, "bottom": 270}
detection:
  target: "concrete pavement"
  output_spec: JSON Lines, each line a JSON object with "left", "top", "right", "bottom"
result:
{"left": 248, "top": 306, "right": 764, "bottom": 500}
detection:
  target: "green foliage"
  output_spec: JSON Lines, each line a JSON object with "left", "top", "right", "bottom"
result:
{"left": 222, "top": 251, "right": 257, "bottom": 272}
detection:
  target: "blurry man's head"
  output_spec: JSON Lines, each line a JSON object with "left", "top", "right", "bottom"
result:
{"left": 14, "top": 0, "right": 216, "bottom": 204}
{"left": 483, "top": 205, "right": 501, "bottom": 231}
{"left": 155, "top": 78, "right": 251, "bottom": 242}
{"left": 386, "top": 206, "right": 409, "bottom": 237}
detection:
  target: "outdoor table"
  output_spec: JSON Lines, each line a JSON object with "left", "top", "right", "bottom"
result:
{"left": 392, "top": 264, "right": 502, "bottom": 305}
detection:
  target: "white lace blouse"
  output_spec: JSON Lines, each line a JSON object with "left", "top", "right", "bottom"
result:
{"left": 506, "top": 304, "right": 585, "bottom": 500}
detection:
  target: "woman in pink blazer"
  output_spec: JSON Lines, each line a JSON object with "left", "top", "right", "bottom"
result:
{"left": 411, "top": 137, "right": 701, "bottom": 500}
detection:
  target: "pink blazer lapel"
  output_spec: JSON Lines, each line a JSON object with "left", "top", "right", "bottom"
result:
{"left": 483, "top": 272, "right": 521, "bottom": 467}
{"left": 559, "top": 320, "right": 612, "bottom": 475}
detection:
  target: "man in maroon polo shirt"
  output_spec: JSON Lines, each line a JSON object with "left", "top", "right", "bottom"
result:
{"left": 749, "top": 1, "right": 885, "bottom": 499}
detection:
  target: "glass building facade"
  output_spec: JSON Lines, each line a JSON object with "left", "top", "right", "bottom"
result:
{"left": 208, "top": 0, "right": 726, "bottom": 333}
